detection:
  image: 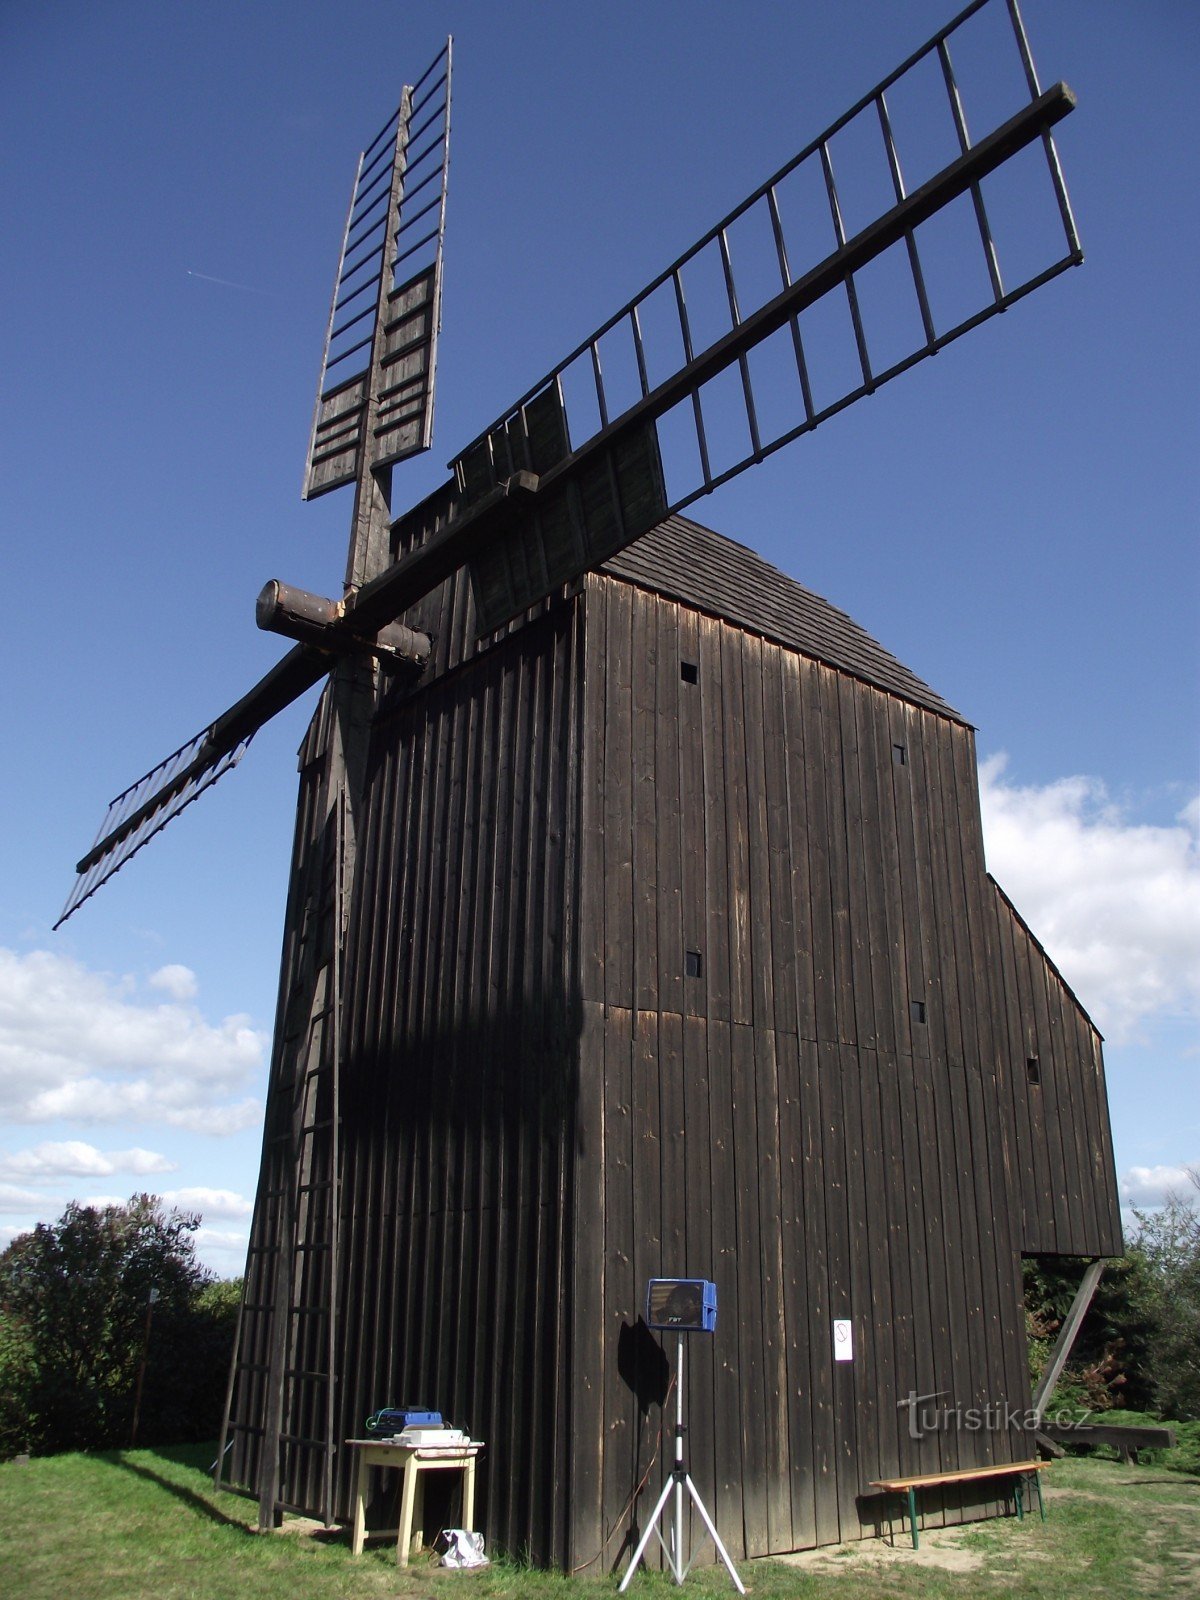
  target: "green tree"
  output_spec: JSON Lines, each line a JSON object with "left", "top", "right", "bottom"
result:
{"left": 1129, "top": 1171, "right": 1200, "bottom": 1421}
{"left": 1024, "top": 1171, "right": 1200, "bottom": 1424}
{"left": 0, "top": 1194, "right": 238, "bottom": 1455}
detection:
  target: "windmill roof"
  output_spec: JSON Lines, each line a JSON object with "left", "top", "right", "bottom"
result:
{"left": 600, "top": 514, "right": 964, "bottom": 723}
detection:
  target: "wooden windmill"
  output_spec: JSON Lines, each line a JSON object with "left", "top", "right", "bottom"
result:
{"left": 59, "top": 0, "right": 1121, "bottom": 1570}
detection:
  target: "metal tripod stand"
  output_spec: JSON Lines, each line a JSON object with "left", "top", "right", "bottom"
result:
{"left": 618, "top": 1333, "right": 745, "bottom": 1593}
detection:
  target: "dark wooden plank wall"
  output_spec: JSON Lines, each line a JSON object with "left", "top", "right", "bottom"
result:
{"left": 986, "top": 881, "right": 1123, "bottom": 1258}
{"left": 233, "top": 537, "right": 1121, "bottom": 1566}
{"left": 231, "top": 693, "right": 341, "bottom": 1518}
{"left": 328, "top": 595, "right": 586, "bottom": 1565}
{"left": 574, "top": 573, "right": 1121, "bottom": 1563}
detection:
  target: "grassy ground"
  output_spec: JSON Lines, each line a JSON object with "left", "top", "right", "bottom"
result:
{"left": 0, "top": 1443, "right": 1196, "bottom": 1600}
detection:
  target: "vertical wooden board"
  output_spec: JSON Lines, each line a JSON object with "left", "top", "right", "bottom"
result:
{"left": 879, "top": 1046, "right": 927, "bottom": 1482}
{"left": 503, "top": 627, "right": 540, "bottom": 1013}
{"left": 992, "top": 891, "right": 1041, "bottom": 1248}
{"left": 658, "top": 1010, "right": 687, "bottom": 1285}
{"left": 948, "top": 733, "right": 1026, "bottom": 1438}
{"left": 858, "top": 1048, "right": 899, "bottom": 1501}
{"left": 856, "top": 687, "right": 897, "bottom": 1056}
{"left": 930, "top": 723, "right": 989, "bottom": 1453}
{"left": 1022, "top": 919, "right": 1072, "bottom": 1252}
{"left": 677, "top": 606, "right": 708, "bottom": 1021}
{"left": 819, "top": 668, "right": 856, "bottom": 1046}
{"left": 631, "top": 592, "right": 661, "bottom": 1013}
{"left": 721, "top": 627, "right": 754, "bottom": 1026}
{"left": 920, "top": 713, "right": 965, "bottom": 1073}
{"left": 1063, "top": 985, "right": 1103, "bottom": 1256}
{"left": 761, "top": 646, "right": 799, "bottom": 1037}
{"left": 705, "top": 1017, "right": 745, "bottom": 1555}
{"left": 1091, "top": 1033, "right": 1124, "bottom": 1253}
{"left": 797, "top": 1042, "right": 839, "bottom": 1544}
{"left": 604, "top": 586, "right": 636, "bottom": 1010}
{"left": 905, "top": 1050, "right": 955, "bottom": 1480}
{"left": 580, "top": 579, "right": 609, "bottom": 1007}
{"left": 814, "top": 1039, "right": 856, "bottom": 1541}
{"left": 900, "top": 713, "right": 969, "bottom": 1488}
{"left": 801, "top": 661, "right": 837, "bottom": 1045}
{"left": 443, "top": 673, "right": 483, "bottom": 1039}
{"left": 699, "top": 617, "right": 731, "bottom": 1023}
{"left": 836, "top": 1040, "right": 876, "bottom": 1533}
{"left": 601, "top": 1006, "right": 636, "bottom": 1565}
{"left": 524, "top": 625, "right": 557, "bottom": 1022}
{"left": 630, "top": 1009, "right": 666, "bottom": 1566}
{"left": 632, "top": 1006, "right": 663, "bottom": 1285}
{"left": 560, "top": 597, "right": 588, "bottom": 1004}
{"left": 730, "top": 1022, "right": 769, "bottom": 1556}
{"left": 739, "top": 635, "right": 777, "bottom": 1034}
{"left": 654, "top": 602, "right": 685, "bottom": 1019}
{"left": 752, "top": 1026, "right": 794, "bottom": 1553}
{"left": 780, "top": 653, "right": 816, "bottom": 1039}
{"left": 1063, "top": 1001, "right": 1105, "bottom": 1254}
{"left": 886, "top": 699, "right": 925, "bottom": 1063}
{"left": 680, "top": 1014, "right": 718, "bottom": 1527}
{"left": 421, "top": 671, "right": 463, "bottom": 1045}
{"left": 775, "top": 1030, "right": 816, "bottom": 1546}
{"left": 837, "top": 675, "right": 876, "bottom": 1050}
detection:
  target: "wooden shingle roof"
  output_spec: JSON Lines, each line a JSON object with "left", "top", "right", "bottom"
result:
{"left": 601, "top": 513, "right": 964, "bottom": 723}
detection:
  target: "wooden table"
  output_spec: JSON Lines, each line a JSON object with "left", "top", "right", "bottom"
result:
{"left": 347, "top": 1437, "right": 484, "bottom": 1566}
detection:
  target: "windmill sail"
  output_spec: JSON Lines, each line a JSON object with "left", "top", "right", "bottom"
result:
{"left": 449, "top": 0, "right": 1080, "bottom": 634}
{"left": 303, "top": 39, "right": 452, "bottom": 498}
{"left": 57, "top": 48, "right": 453, "bottom": 928}
{"left": 55, "top": 646, "right": 330, "bottom": 928}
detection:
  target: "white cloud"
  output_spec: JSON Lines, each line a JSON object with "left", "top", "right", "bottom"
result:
{"left": 148, "top": 964, "right": 199, "bottom": 1002}
{"left": 0, "top": 1182, "right": 43, "bottom": 1212}
{"left": 0, "top": 948, "right": 267, "bottom": 1132}
{"left": 1119, "top": 1164, "right": 1199, "bottom": 1209}
{"left": 194, "top": 1225, "right": 250, "bottom": 1278}
{"left": 0, "top": 1141, "right": 176, "bottom": 1181}
{"left": 979, "top": 758, "right": 1200, "bottom": 1042}
{"left": 162, "top": 1187, "right": 253, "bottom": 1221}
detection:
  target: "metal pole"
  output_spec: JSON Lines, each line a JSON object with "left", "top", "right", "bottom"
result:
{"left": 674, "top": 1333, "right": 685, "bottom": 1576}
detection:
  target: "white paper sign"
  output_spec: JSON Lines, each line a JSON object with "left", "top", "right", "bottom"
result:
{"left": 833, "top": 1319, "right": 853, "bottom": 1361}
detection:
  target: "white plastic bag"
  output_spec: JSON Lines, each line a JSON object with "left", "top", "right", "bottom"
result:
{"left": 438, "top": 1528, "right": 489, "bottom": 1568}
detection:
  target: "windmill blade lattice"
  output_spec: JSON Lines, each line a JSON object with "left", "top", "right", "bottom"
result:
{"left": 452, "top": 0, "right": 1079, "bottom": 634}
{"left": 304, "top": 40, "right": 452, "bottom": 498}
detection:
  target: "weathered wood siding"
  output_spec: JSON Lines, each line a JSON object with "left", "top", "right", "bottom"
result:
{"left": 571, "top": 572, "right": 1120, "bottom": 1563}
{"left": 230, "top": 521, "right": 1121, "bottom": 1567}
{"left": 987, "top": 880, "right": 1123, "bottom": 1258}
{"left": 335, "top": 594, "right": 585, "bottom": 1563}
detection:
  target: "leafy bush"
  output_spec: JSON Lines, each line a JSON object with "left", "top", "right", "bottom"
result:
{"left": 1024, "top": 1170, "right": 1200, "bottom": 1434}
{"left": 0, "top": 1195, "right": 241, "bottom": 1457}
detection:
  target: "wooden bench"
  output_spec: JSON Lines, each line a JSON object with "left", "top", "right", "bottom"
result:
{"left": 870, "top": 1459, "right": 1050, "bottom": 1549}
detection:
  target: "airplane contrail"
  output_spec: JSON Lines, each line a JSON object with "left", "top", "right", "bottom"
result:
{"left": 186, "top": 269, "right": 270, "bottom": 295}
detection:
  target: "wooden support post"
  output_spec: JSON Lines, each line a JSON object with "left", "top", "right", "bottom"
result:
{"left": 1031, "top": 1259, "right": 1105, "bottom": 1427}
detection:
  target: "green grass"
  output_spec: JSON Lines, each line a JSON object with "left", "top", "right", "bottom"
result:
{"left": 0, "top": 1444, "right": 1197, "bottom": 1600}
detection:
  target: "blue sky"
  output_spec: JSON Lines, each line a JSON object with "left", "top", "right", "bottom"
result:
{"left": 1, "top": 0, "right": 1196, "bottom": 1275}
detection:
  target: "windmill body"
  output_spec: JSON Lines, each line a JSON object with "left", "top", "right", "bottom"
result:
{"left": 58, "top": 0, "right": 1122, "bottom": 1569}
{"left": 226, "top": 508, "right": 1120, "bottom": 1562}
